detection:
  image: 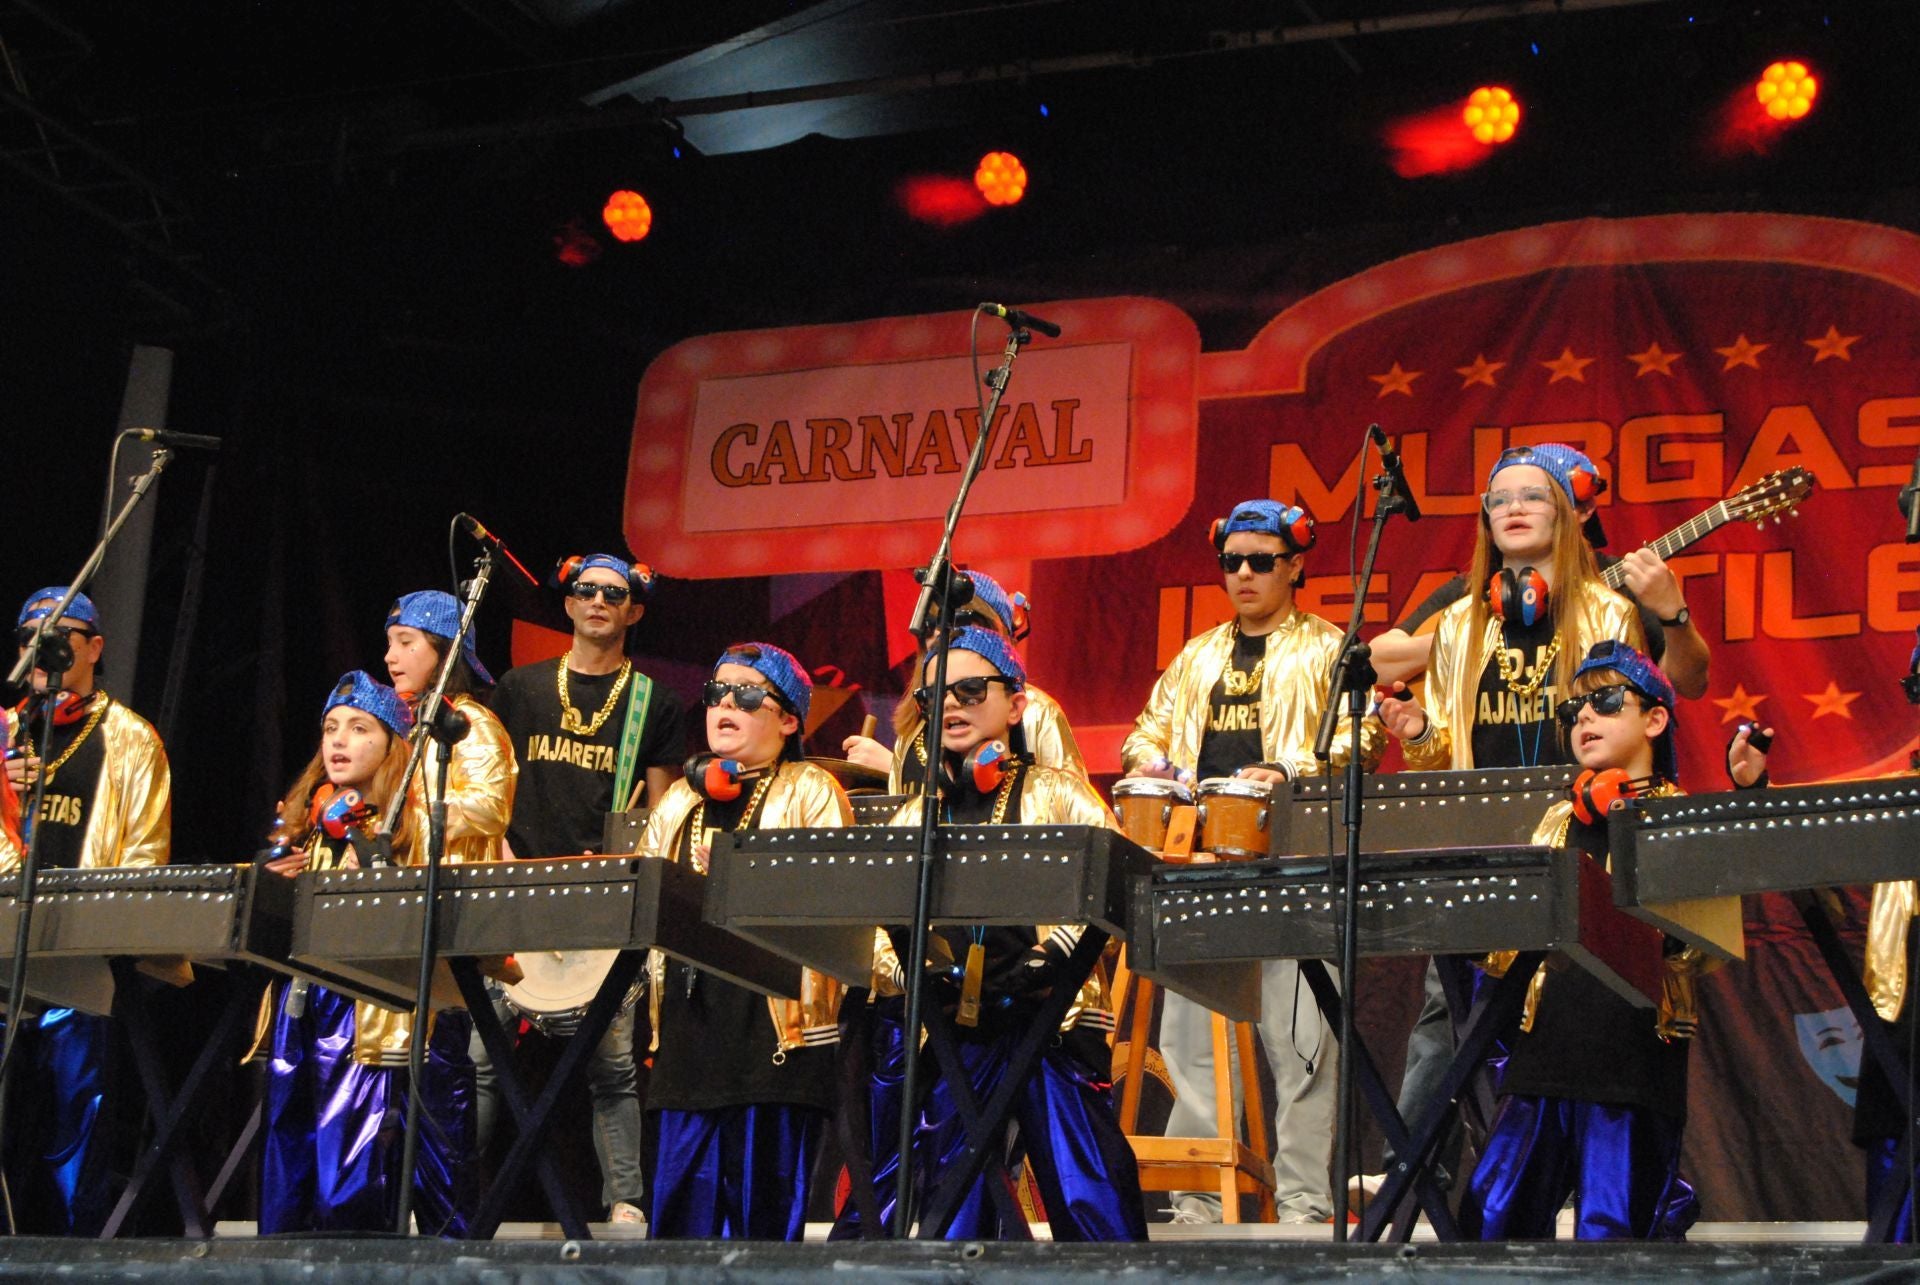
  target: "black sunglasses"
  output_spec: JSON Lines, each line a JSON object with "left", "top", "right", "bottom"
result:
{"left": 15, "top": 624, "right": 97, "bottom": 649}
{"left": 912, "top": 675, "right": 1018, "bottom": 713}
{"left": 703, "top": 680, "right": 784, "bottom": 714}
{"left": 1901, "top": 673, "right": 1920, "bottom": 706}
{"left": 568, "top": 581, "right": 632, "bottom": 605}
{"left": 1218, "top": 551, "right": 1286, "bottom": 575}
{"left": 1554, "top": 684, "right": 1639, "bottom": 728}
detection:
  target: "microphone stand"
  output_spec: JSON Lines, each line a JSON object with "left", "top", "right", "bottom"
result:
{"left": 0, "top": 442, "right": 172, "bottom": 1234}
{"left": 891, "top": 316, "right": 1032, "bottom": 1237}
{"left": 390, "top": 547, "right": 493, "bottom": 1235}
{"left": 1311, "top": 456, "right": 1416, "bottom": 1242}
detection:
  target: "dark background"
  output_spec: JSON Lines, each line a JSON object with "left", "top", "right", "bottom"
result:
{"left": 1, "top": 0, "right": 1912, "bottom": 1228}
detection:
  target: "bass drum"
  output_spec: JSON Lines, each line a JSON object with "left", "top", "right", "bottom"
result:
{"left": 502, "top": 949, "right": 644, "bottom": 1038}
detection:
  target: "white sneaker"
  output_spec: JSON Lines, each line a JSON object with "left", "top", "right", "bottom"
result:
{"left": 608, "top": 1200, "right": 648, "bottom": 1235}
{"left": 1346, "top": 1172, "right": 1385, "bottom": 1201}
{"left": 1167, "top": 1207, "right": 1214, "bottom": 1225}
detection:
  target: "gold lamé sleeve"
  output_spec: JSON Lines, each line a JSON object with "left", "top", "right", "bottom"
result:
{"left": 409, "top": 699, "right": 517, "bottom": 859}
{"left": 1023, "top": 688, "right": 1089, "bottom": 782}
{"left": 92, "top": 706, "right": 170, "bottom": 869}
{"left": 1120, "top": 649, "right": 1185, "bottom": 775}
{"left": 1403, "top": 608, "right": 1462, "bottom": 770}
{"left": 1866, "top": 879, "right": 1918, "bottom": 1023}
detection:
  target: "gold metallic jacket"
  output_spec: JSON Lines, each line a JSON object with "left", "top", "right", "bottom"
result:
{"left": 1484, "top": 792, "right": 1718, "bottom": 1041}
{"left": 871, "top": 766, "right": 1119, "bottom": 1033}
{"left": 639, "top": 760, "right": 854, "bottom": 1055}
{"left": 1120, "top": 612, "right": 1383, "bottom": 778}
{"left": 1403, "top": 583, "right": 1646, "bottom": 771}
{"left": 0, "top": 697, "right": 170, "bottom": 872}
{"left": 408, "top": 694, "right": 518, "bottom": 865}
{"left": 1864, "top": 878, "right": 1916, "bottom": 1023}
{"left": 888, "top": 683, "right": 1086, "bottom": 793}
{"left": 360, "top": 693, "right": 517, "bottom": 1066}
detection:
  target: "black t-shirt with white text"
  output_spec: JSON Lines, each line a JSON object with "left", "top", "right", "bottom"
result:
{"left": 490, "top": 658, "right": 687, "bottom": 858}
{"left": 21, "top": 701, "right": 107, "bottom": 869}
{"left": 1468, "top": 613, "right": 1571, "bottom": 771}
{"left": 1196, "top": 629, "right": 1268, "bottom": 781}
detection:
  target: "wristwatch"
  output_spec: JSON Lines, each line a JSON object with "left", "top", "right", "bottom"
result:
{"left": 1658, "top": 607, "right": 1691, "bottom": 628}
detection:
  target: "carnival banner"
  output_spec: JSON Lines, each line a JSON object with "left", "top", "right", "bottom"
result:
{"left": 623, "top": 211, "right": 1920, "bottom": 1219}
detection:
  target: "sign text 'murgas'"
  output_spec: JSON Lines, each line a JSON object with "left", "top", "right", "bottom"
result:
{"left": 709, "top": 398, "right": 1090, "bottom": 488}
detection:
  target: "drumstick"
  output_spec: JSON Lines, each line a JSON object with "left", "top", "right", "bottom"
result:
{"left": 859, "top": 714, "right": 877, "bottom": 740}
{"left": 622, "top": 772, "right": 647, "bottom": 813}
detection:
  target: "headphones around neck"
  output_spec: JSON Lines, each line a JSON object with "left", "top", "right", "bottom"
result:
{"left": 947, "top": 739, "right": 1012, "bottom": 797}
{"left": 1567, "top": 767, "right": 1653, "bottom": 826}
{"left": 685, "top": 753, "right": 768, "bottom": 802}
{"left": 1489, "top": 566, "right": 1550, "bottom": 627}
{"left": 307, "top": 783, "right": 373, "bottom": 840}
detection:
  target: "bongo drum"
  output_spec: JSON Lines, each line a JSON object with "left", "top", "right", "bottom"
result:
{"left": 1195, "top": 776, "right": 1273, "bottom": 861}
{"left": 1112, "top": 776, "right": 1192, "bottom": 852}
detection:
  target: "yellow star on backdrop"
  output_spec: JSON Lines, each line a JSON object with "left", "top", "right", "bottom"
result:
{"left": 1540, "top": 348, "right": 1596, "bottom": 384}
{"left": 1805, "top": 325, "right": 1861, "bottom": 362}
{"left": 1455, "top": 354, "right": 1506, "bottom": 389}
{"left": 1803, "top": 681, "right": 1862, "bottom": 720}
{"left": 1627, "top": 342, "right": 1683, "bottom": 377}
{"left": 1711, "top": 684, "right": 1768, "bottom": 724}
{"left": 1715, "top": 334, "right": 1769, "bottom": 371}
{"left": 1370, "top": 362, "right": 1422, "bottom": 397}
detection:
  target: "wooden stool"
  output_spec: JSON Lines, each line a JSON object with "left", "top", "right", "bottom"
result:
{"left": 1111, "top": 950, "right": 1277, "bottom": 1224}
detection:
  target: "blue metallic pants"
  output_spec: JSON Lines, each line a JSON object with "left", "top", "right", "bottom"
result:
{"left": 1460, "top": 1094, "right": 1692, "bottom": 1240}
{"left": 648, "top": 1103, "right": 823, "bottom": 1239}
{"left": 1, "top": 1007, "right": 113, "bottom": 1235}
{"left": 831, "top": 1003, "right": 1146, "bottom": 1241}
{"left": 260, "top": 985, "right": 476, "bottom": 1236}
{"left": 1865, "top": 1135, "right": 1915, "bottom": 1243}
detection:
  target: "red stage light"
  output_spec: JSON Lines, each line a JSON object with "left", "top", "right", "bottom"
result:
{"left": 897, "top": 175, "right": 988, "bottom": 227}
{"left": 1755, "top": 60, "right": 1817, "bottom": 121}
{"left": 1462, "top": 87, "right": 1521, "bottom": 145}
{"left": 602, "top": 190, "right": 653, "bottom": 243}
{"left": 974, "top": 152, "right": 1028, "bottom": 206}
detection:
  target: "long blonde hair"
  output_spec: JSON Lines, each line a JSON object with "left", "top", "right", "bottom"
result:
{"left": 278, "top": 726, "right": 418, "bottom": 863}
{"left": 1462, "top": 480, "right": 1610, "bottom": 714}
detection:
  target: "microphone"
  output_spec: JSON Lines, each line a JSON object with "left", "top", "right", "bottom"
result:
{"left": 1369, "top": 425, "right": 1422, "bottom": 523}
{"left": 980, "top": 302, "right": 1063, "bottom": 339}
{"left": 126, "top": 427, "right": 222, "bottom": 453}
{"left": 457, "top": 513, "right": 540, "bottom": 585}
{"left": 1900, "top": 450, "right": 1920, "bottom": 544}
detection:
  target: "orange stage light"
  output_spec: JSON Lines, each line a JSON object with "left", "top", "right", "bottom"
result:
{"left": 1462, "top": 87, "right": 1521, "bottom": 145}
{"left": 602, "top": 189, "right": 653, "bottom": 243}
{"left": 974, "top": 152, "right": 1028, "bottom": 206}
{"left": 1755, "top": 60, "right": 1817, "bottom": 121}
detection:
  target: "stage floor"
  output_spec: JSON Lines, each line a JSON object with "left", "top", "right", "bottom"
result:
{"left": 0, "top": 1231, "right": 1912, "bottom": 1284}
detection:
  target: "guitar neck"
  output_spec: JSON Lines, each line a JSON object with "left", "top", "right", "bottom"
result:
{"left": 1600, "top": 501, "right": 1732, "bottom": 588}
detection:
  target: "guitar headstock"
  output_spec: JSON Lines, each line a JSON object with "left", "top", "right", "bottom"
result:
{"left": 1726, "top": 467, "right": 1816, "bottom": 526}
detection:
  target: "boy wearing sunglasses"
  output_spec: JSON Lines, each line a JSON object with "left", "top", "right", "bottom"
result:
{"left": 478, "top": 553, "right": 686, "bottom": 1228}
{"left": 1460, "top": 639, "right": 1716, "bottom": 1240}
{"left": 1121, "top": 498, "right": 1381, "bottom": 1225}
{"left": 837, "top": 626, "right": 1144, "bottom": 1241}
{"left": 1, "top": 587, "right": 171, "bottom": 1234}
{"left": 840, "top": 569, "right": 1088, "bottom": 794}
{"left": 637, "top": 643, "right": 852, "bottom": 1239}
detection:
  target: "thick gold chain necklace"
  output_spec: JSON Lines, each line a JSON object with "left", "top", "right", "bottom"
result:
{"left": 689, "top": 772, "right": 775, "bottom": 875}
{"left": 557, "top": 656, "right": 631, "bottom": 736}
{"left": 1222, "top": 625, "right": 1266, "bottom": 698}
{"left": 940, "top": 760, "right": 1020, "bottom": 824}
{"left": 43, "top": 694, "right": 109, "bottom": 782}
{"left": 1494, "top": 634, "right": 1561, "bottom": 706}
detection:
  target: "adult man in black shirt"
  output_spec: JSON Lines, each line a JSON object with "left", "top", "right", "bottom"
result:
{"left": 478, "top": 552, "right": 686, "bottom": 1229}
